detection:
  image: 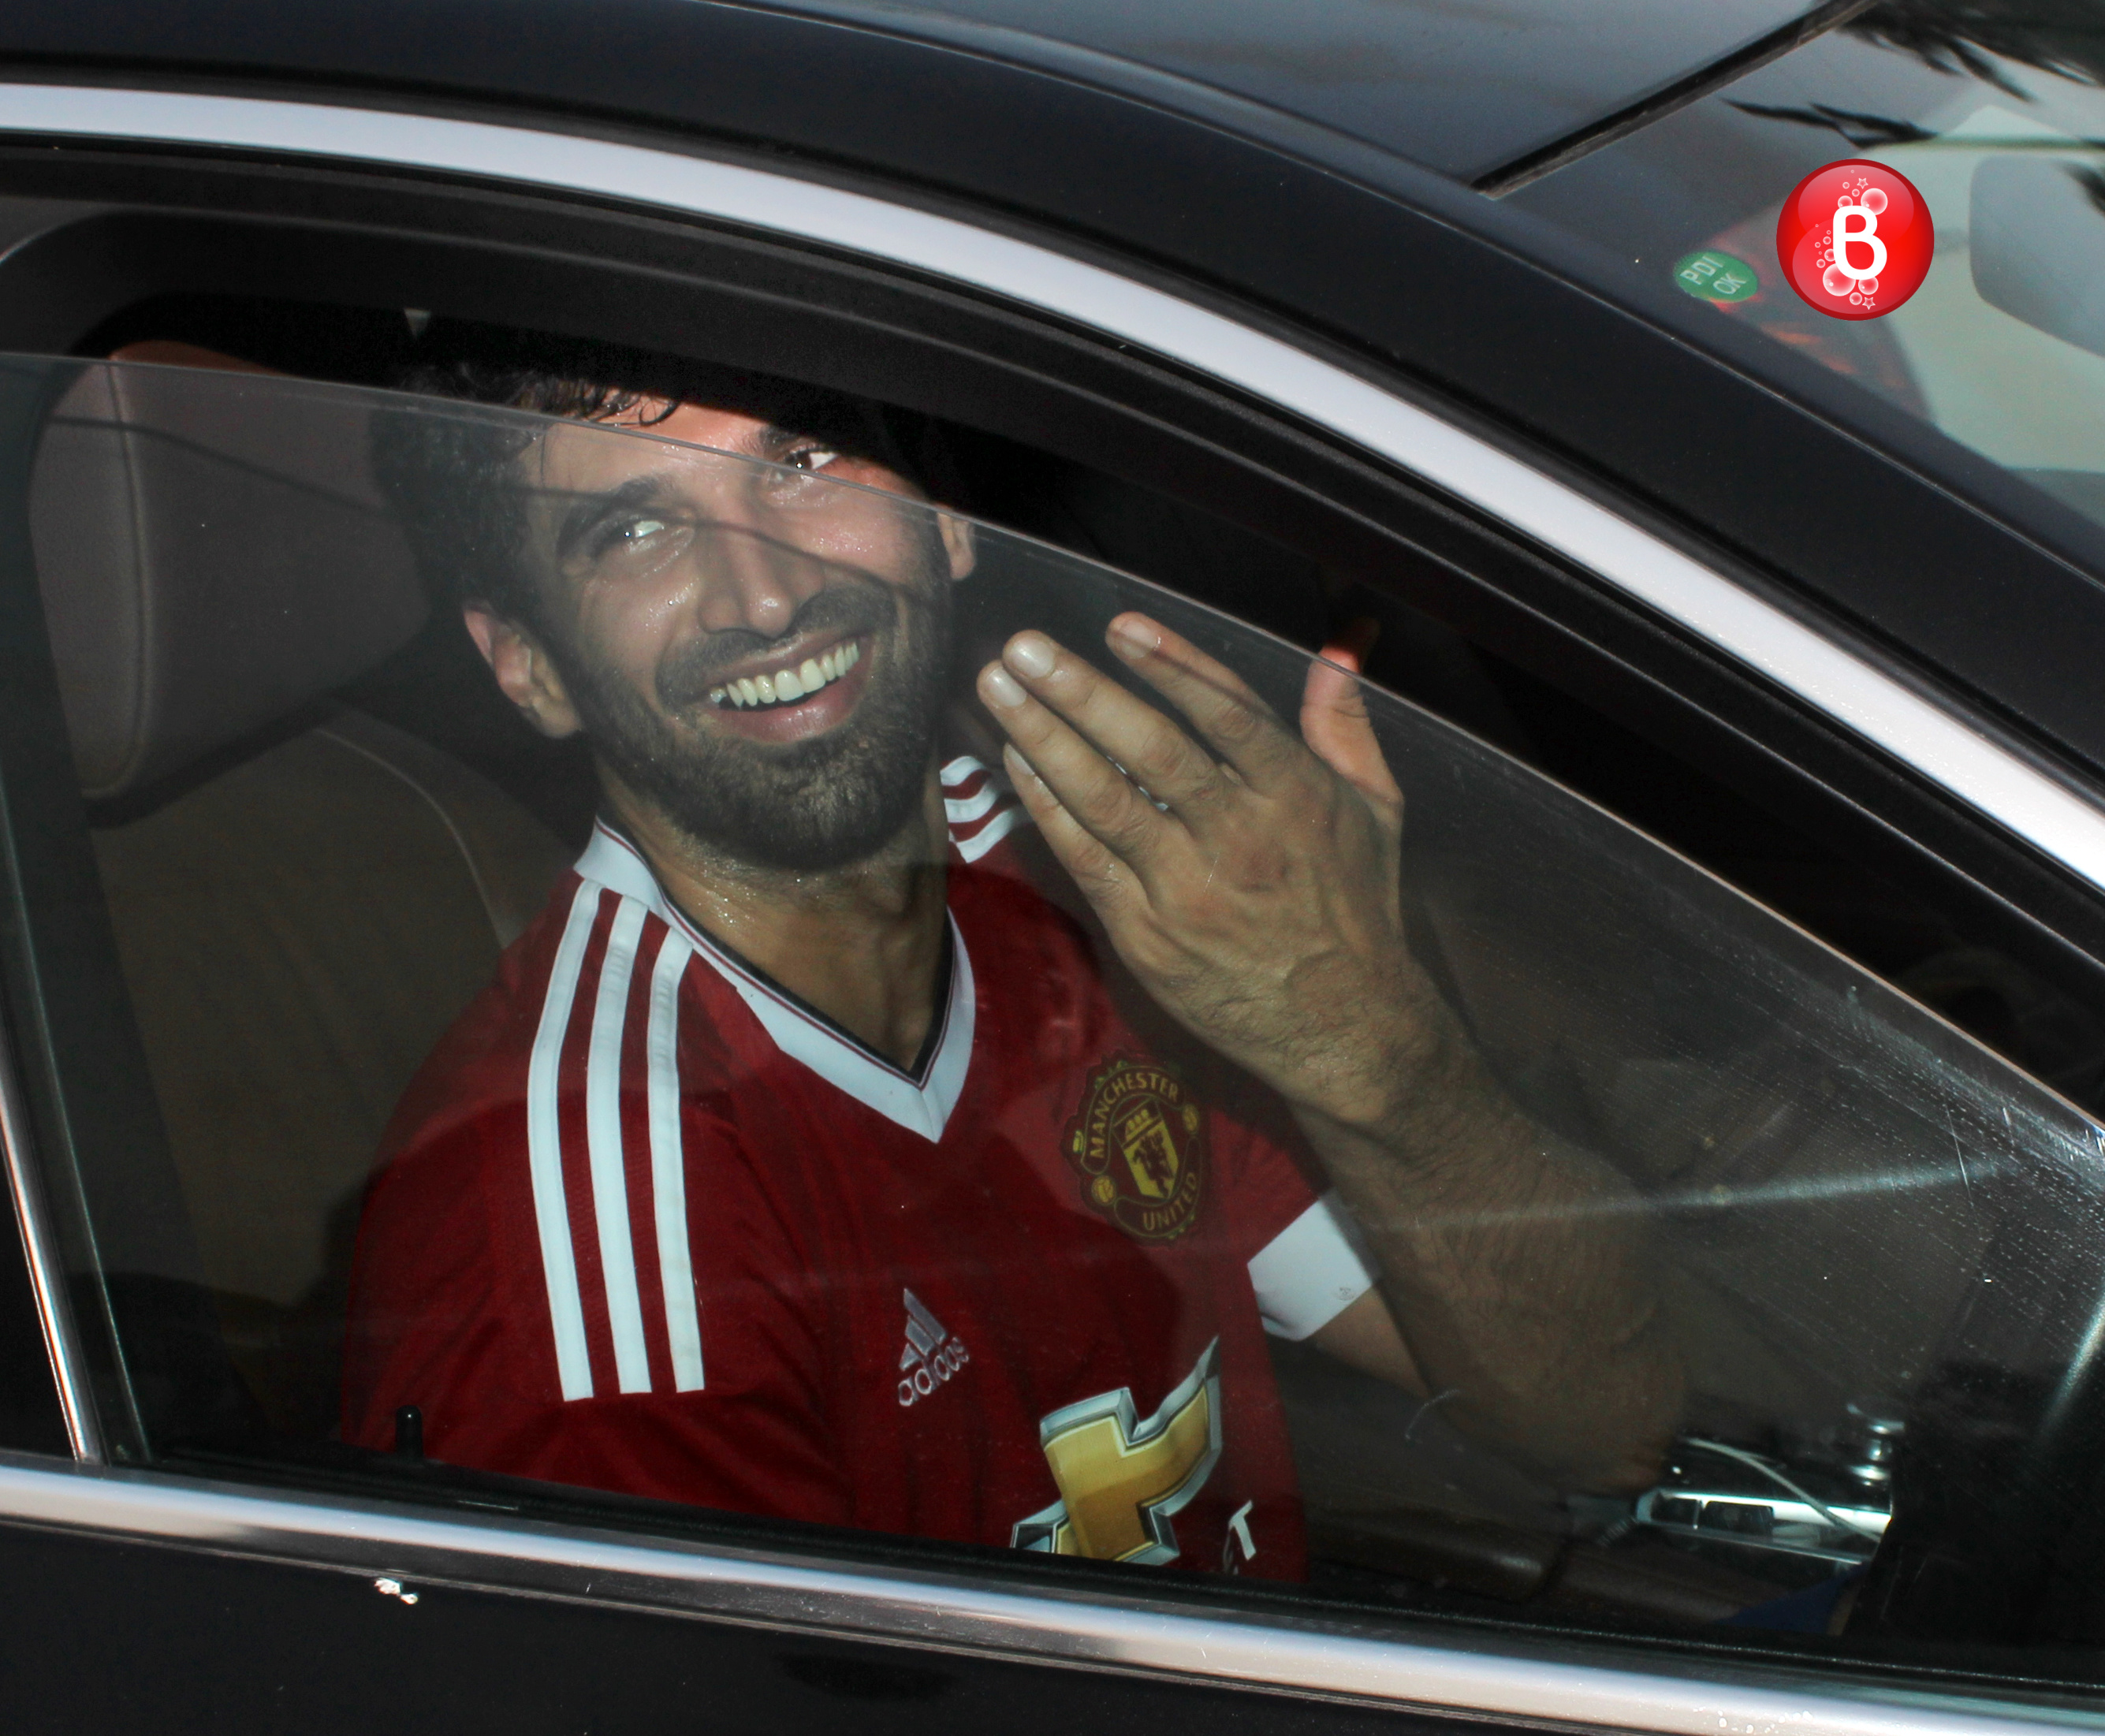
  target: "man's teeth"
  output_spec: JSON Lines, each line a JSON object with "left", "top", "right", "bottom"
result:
{"left": 710, "top": 640, "right": 862, "bottom": 710}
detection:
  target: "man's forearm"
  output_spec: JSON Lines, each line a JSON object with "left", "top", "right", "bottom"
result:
{"left": 1297, "top": 1015, "right": 1684, "bottom": 1492}
{"left": 967, "top": 617, "right": 1683, "bottom": 1488}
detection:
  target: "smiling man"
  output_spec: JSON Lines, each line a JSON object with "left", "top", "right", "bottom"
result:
{"left": 343, "top": 342, "right": 1680, "bottom": 1578}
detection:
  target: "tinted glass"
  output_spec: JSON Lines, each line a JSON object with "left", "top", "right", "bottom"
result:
{"left": 1512, "top": 3, "right": 2105, "bottom": 551}
{"left": 9, "top": 356, "right": 2105, "bottom": 1676}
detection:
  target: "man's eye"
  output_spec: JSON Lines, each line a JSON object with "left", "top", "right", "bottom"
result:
{"left": 594, "top": 516, "right": 670, "bottom": 556}
{"left": 576, "top": 512, "right": 691, "bottom": 576}
{"left": 787, "top": 446, "right": 840, "bottom": 474}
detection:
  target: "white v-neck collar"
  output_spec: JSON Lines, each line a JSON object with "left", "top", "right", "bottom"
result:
{"left": 575, "top": 823, "right": 975, "bottom": 1142}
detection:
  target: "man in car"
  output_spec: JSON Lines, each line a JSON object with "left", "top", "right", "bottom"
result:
{"left": 344, "top": 340, "right": 1680, "bottom": 1579}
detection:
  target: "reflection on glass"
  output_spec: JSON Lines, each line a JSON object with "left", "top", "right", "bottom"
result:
{"left": 14, "top": 356, "right": 2105, "bottom": 1646}
{"left": 1511, "top": 8, "right": 2105, "bottom": 540}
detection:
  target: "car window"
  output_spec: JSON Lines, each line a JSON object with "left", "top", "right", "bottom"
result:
{"left": 1509, "top": 6, "right": 2105, "bottom": 553}
{"left": 63, "top": 296, "right": 2105, "bottom": 1139}
{"left": 10, "top": 352, "right": 2105, "bottom": 1678}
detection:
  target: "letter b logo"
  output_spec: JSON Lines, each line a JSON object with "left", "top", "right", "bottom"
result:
{"left": 1831, "top": 202, "right": 1887, "bottom": 283}
{"left": 1776, "top": 161, "right": 1932, "bottom": 319}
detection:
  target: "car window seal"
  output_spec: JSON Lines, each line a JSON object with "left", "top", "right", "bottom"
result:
{"left": 0, "top": 1011, "right": 97, "bottom": 1461}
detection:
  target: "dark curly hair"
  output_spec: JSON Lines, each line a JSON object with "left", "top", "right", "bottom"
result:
{"left": 371, "top": 322, "right": 939, "bottom": 634}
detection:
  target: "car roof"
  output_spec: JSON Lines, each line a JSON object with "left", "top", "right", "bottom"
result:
{"left": 748, "top": 0, "right": 1838, "bottom": 184}
{"left": 0, "top": 0, "right": 1840, "bottom": 189}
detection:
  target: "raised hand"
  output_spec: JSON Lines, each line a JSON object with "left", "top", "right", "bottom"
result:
{"left": 978, "top": 612, "right": 1682, "bottom": 1490}
{"left": 975, "top": 612, "right": 1448, "bottom": 1134}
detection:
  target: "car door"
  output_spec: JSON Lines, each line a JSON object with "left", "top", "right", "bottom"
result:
{"left": 4, "top": 35, "right": 2105, "bottom": 1736}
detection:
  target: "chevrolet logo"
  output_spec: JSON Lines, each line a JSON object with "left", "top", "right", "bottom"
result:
{"left": 1010, "top": 1340, "right": 1222, "bottom": 1565}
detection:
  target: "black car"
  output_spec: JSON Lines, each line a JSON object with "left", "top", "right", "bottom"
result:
{"left": 6, "top": 1, "right": 2105, "bottom": 1729}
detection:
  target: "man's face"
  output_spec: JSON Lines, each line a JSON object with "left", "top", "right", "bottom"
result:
{"left": 489, "top": 400, "right": 974, "bottom": 872}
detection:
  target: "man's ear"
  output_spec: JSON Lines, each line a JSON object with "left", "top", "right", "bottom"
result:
{"left": 462, "top": 605, "right": 583, "bottom": 739}
{"left": 937, "top": 512, "right": 977, "bottom": 582}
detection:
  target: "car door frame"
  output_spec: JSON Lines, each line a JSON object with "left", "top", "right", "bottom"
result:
{"left": 2, "top": 77, "right": 2105, "bottom": 1735}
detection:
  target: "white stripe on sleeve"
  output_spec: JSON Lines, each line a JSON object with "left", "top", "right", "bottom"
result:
{"left": 527, "top": 882, "right": 602, "bottom": 1402}
{"left": 1246, "top": 1190, "right": 1381, "bottom": 1341}
{"left": 646, "top": 931, "right": 704, "bottom": 1392}
{"left": 586, "top": 896, "right": 653, "bottom": 1395}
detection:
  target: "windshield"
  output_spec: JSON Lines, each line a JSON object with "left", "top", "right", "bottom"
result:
{"left": 1511, "top": 2, "right": 2105, "bottom": 542}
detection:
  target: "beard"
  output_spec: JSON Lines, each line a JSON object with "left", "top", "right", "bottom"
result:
{"left": 551, "top": 531, "right": 954, "bottom": 874}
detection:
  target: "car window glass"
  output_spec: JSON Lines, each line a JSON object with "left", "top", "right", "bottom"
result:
{"left": 66, "top": 296, "right": 2105, "bottom": 1137}
{"left": 11, "top": 355, "right": 2105, "bottom": 1680}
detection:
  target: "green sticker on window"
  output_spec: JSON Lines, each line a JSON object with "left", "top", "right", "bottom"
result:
{"left": 1673, "top": 250, "right": 1760, "bottom": 302}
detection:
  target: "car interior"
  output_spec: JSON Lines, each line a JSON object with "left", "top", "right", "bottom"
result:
{"left": 9, "top": 178, "right": 2105, "bottom": 1663}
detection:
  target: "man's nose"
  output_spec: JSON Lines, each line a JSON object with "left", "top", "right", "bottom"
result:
{"left": 689, "top": 513, "right": 826, "bottom": 638}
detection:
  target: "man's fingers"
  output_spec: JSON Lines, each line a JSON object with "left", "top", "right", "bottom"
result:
{"left": 1000, "top": 745, "right": 1135, "bottom": 908}
{"left": 1302, "top": 620, "right": 1403, "bottom": 821}
{"left": 1104, "top": 614, "right": 1303, "bottom": 791}
{"left": 978, "top": 658, "right": 1177, "bottom": 872}
{"left": 993, "top": 627, "right": 1224, "bottom": 812}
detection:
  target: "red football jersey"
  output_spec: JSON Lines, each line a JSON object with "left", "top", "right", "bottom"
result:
{"left": 344, "top": 757, "right": 1378, "bottom": 1580}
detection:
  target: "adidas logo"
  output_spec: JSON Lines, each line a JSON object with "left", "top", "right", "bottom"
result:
{"left": 896, "top": 1287, "right": 970, "bottom": 1408}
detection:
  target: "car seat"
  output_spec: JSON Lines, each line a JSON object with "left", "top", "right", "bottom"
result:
{"left": 32, "top": 356, "right": 569, "bottom": 1440}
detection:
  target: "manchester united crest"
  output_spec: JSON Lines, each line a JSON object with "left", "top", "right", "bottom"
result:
{"left": 1064, "top": 1054, "right": 1206, "bottom": 1242}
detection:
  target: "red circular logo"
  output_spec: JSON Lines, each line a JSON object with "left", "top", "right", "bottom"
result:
{"left": 1775, "top": 159, "right": 1934, "bottom": 319}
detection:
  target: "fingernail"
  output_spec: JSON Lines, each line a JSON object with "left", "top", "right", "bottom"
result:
{"left": 1002, "top": 743, "right": 1044, "bottom": 788}
{"left": 1108, "top": 616, "right": 1160, "bottom": 659}
{"left": 1006, "top": 633, "right": 1056, "bottom": 679}
{"left": 980, "top": 664, "right": 1027, "bottom": 709}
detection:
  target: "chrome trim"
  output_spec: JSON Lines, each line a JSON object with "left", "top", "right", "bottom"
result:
{"left": 0, "top": 88, "right": 2101, "bottom": 890}
{"left": 0, "top": 1011, "right": 100, "bottom": 1460}
{"left": 0, "top": 1453, "right": 2094, "bottom": 1736}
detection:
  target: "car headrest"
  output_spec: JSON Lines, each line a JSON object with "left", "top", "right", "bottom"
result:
{"left": 30, "top": 357, "right": 427, "bottom": 802}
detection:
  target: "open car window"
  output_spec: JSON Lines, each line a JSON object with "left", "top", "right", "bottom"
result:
{"left": 7, "top": 355, "right": 2105, "bottom": 1678}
